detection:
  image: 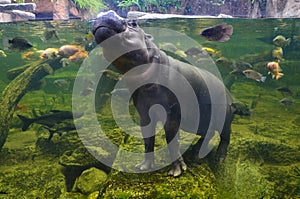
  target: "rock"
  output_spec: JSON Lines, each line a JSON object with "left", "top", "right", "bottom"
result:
{"left": 35, "top": 0, "right": 53, "bottom": 18}
{"left": 0, "top": 12, "right": 11, "bottom": 22}
{"left": 59, "top": 146, "right": 110, "bottom": 168}
{"left": 282, "top": 0, "right": 300, "bottom": 18}
{"left": 0, "top": 3, "right": 36, "bottom": 12}
{"left": 127, "top": 11, "right": 229, "bottom": 20}
{"left": 9, "top": 10, "right": 35, "bottom": 20}
{"left": 75, "top": 167, "right": 107, "bottom": 195}
{"left": 0, "top": 0, "right": 11, "bottom": 4}
{"left": 53, "top": 0, "right": 69, "bottom": 20}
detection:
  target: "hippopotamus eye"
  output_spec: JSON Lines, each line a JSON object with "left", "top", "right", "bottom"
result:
{"left": 128, "top": 20, "right": 138, "bottom": 28}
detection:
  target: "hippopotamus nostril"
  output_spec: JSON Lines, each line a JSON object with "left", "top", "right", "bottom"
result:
{"left": 93, "top": 27, "right": 118, "bottom": 45}
{"left": 92, "top": 10, "right": 127, "bottom": 44}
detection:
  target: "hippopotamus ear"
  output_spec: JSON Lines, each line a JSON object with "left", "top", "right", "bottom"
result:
{"left": 145, "top": 33, "right": 154, "bottom": 41}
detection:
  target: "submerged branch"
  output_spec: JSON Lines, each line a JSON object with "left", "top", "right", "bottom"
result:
{"left": 0, "top": 58, "right": 62, "bottom": 150}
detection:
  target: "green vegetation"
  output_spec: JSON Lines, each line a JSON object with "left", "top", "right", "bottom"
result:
{"left": 14, "top": 0, "right": 106, "bottom": 11}
{"left": 70, "top": 0, "right": 106, "bottom": 10}
{"left": 117, "top": 0, "right": 182, "bottom": 13}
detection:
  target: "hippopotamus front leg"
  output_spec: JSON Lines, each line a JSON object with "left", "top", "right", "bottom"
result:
{"left": 133, "top": 90, "right": 156, "bottom": 171}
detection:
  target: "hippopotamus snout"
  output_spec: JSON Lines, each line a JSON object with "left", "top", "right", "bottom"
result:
{"left": 92, "top": 10, "right": 127, "bottom": 44}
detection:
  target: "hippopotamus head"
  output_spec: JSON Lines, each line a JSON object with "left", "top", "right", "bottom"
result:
{"left": 92, "top": 10, "right": 164, "bottom": 73}
{"left": 92, "top": 10, "right": 127, "bottom": 44}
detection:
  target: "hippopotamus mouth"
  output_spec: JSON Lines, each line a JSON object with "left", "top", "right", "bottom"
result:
{"left": 92, "top": 11, "right": 127, "bottom": 44}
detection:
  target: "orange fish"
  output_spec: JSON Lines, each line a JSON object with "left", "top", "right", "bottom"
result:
{"left": 68, "top": 51, "right": 88, "bottom": 63}
{"left": 15, "top": 103, "right": 28, "bottom": 113}
{"left": 267, "top": 61, "right": 284, "bottom": 80}
{"left": 58, "top": 45, "right": 83, "bottom": 57}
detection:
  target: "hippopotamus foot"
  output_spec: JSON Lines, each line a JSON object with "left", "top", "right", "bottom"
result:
{"left": 135, "top": 159, "right": 155, "bottom": 171}
{"left": 215, "top": 140, "right": 229, "bottom": 163}
{"left": 168, "top": 157, "right": 187, "bottom": 177}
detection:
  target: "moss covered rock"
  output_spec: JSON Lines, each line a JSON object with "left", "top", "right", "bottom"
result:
{"left": 75, "top": 167, "right": 107, "bottom": 195}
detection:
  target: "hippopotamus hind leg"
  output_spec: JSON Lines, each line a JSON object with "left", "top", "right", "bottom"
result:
{"left": 215, "top": 110, "right": 232, "bottom": 162}
{"left": 164, "top": 120, "right": 187, "bottom": 177}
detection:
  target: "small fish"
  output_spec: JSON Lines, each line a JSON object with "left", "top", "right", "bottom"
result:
{"left": 276, "top": 87, "right": 293, "bottom": 96}
{"left": 159, "top": 42, "right": 178, "bottom": 52}
{"left": 57, "top": 45, "right": 83, "bottom": 58}
{"left": 83, "top": 77, "right": 95, "bottom": 86}
{"left": 85, "top": 31, "right": 95, "bottom": 44}
{"left": 22, "top": 50, "right": 44, "bottom": 61}
{"left": 41, "top": 28, "right": 59, "bottom": 42}
{"left": 293, "top": 35, "right": 300, "bottom": 42}
{"left": 42, "top": 124, "right": 77, "bottom": 141}
{"left": 273, "top": 35, "right": 291, "bottom": 47}
{"left": 53, "top": 79, "right": 70, "bottom": 91}
{"left": 15, "top": 103, "right": 28, "bottom": 113}
{"left": 185, "top": 47, "right": 204, "bottom": 57}
{"left": 111, "top": 88, "right": 130, "bottom": 97}
{"left": 272, "top": 47, "right": 284, "bottom": 61}
{"left": 174, "top": 49, "right": 187, "bottom": 58}
{"left": 279, "top": 98, "right": 293, "bottom": 106}
{"left": 200, "top": 23, "right": 233, "bottom": 42}
{"left": 243, "top": 69, "right": 266, "bottom": 82}
{"left": 202, "top": 47, "right": 221, "bottom": 57}
{"left": 101, "top": 69, "right": 122, "bottom": 81}
{"left": 267, "top": 61, "right": 284, "bottom": 80}
{"left": 84, "top": 31, "right": 96, "bottom": 50}
{"left": 3, "top": 36, "right": 33, "bottom": 51}
{"left": 68, "top": 51, "right": 88, "bottom": 63}
{"left": 22, "top": 51, "right": 34, "bottom": 60}
{"left": 234, "top": 61, "right": 253, "bottom": 71}
{"left": 41, "top": 48, "right": 59, "bottom": 59}
{"left": 80, "top": 87, "right": 94, "bottom": 96}
{"left": 60, "top": 58, "right": 70, "bottom": 67}
{"left": 17, "top": 110, "right": 83, "bottom": 131}
{"left": 0, "top": 50, "right": 7, "bottom": 57}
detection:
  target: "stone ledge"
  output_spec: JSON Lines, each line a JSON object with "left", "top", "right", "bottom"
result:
{"left": 0, "top": 3, "right": 36, "bottom": 12}
{"left": 9, "top": 10, "right": 35, "bottom": 20}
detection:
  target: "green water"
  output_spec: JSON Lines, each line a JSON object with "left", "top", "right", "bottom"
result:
{"left": 0, "top": 18, "right": 299, "bottom": 198}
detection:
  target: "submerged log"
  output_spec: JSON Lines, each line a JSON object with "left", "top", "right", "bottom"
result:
{"left": 0, "top": 58, "right": 62, "bottom": 150}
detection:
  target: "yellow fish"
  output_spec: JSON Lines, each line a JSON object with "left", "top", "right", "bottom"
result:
{"left": 273, "top": 35, "right": 291, "bottom": 47}
{"left": 202, "top": 47, "right": 221, "bottom": 57}
{"left": 272, "top": 47, "right": 284, "bottom": 61}
{"left": 0, "top": 50, "right": 7, "bottom": 57}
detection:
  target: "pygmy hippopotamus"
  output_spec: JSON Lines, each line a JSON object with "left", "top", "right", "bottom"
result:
{"left": 92, "top": 10, "right": 234, "bottom": 177}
